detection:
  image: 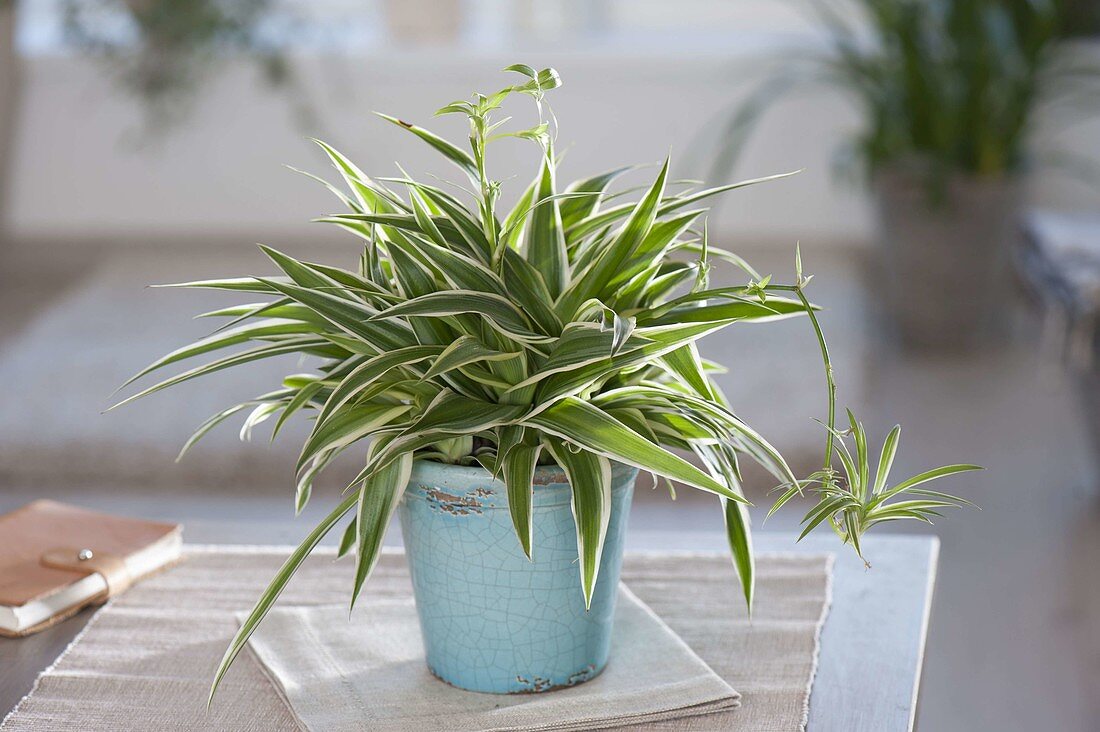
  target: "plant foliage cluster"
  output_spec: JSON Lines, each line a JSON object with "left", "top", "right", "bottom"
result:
{"left": 111, "top": 65, "right": 977, "bottom": 699}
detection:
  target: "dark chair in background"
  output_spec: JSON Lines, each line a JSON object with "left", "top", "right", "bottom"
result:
{"left": 1018, "top": 212, "right": 1100, "bottom": 458}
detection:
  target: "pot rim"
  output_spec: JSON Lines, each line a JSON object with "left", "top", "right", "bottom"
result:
{"left": 409, "top": 457, "right": 642, "bottom": 497}
{"left": 408, "top": 458, "right": 638, "bottom": 488}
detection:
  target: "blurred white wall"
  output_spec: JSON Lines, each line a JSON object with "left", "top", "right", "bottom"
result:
{"left": 6, "top": 51, "right": 873, "bottom": 248}
{"left": 3, "top": 1, "right": 1098, "bottom": 250}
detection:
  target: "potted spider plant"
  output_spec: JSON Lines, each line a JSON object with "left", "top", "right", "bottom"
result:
{"left": 112, "top": 65, "right": 977, "bottom": 698}
{"left": 712, "top": 0, "right": 1100, "bottom": 349}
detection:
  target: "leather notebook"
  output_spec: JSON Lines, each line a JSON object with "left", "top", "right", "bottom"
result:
{"left": 0, "top": 500, "right": 182, "bottom": 637}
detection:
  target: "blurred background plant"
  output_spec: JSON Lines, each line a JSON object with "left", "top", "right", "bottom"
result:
{"left": 713, "top": 0, "right": 1100, "bottom": 200}
{"left": 709, "top": 0, "right": 1100, "bottom": 349}
{"left": 57, "top": 0, "right": 316, "bottom": 135}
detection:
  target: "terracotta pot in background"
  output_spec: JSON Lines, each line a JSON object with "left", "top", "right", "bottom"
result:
{"left": 872, "top": 169, "right": 1023, "bottom": 350}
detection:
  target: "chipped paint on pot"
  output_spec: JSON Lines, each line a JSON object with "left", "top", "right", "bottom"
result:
{"left": 398, "top": 459, "right": 637, "bottom": 694}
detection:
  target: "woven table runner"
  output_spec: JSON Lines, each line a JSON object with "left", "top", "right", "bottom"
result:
{"left": 2, "top": 546, "right": 833, "bottom": 732}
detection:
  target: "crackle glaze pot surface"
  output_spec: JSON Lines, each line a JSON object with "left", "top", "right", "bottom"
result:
{"left": 397, "top": 459, "right": 637, "bottom": 694}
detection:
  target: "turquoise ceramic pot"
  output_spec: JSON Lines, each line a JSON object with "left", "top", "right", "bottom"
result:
{"left": 398, "top": 459, "right": 637, "bottom": 694}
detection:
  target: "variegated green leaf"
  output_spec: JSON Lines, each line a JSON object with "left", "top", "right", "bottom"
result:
{"left": 109, "top": 338, "right": 327, "bottom": 412}
{"left": 525, "top": 144, "right": 569, "bottom": 298}
{"left": 376, "top": 113, "right": 479, "bottom": 181}
{"left": 151, "top": 276, "right": 288, "bottom": 294}
{"left": 177, "top": 391, "right": 292, "bottom": 462}
{"left": 544, "top": 438, "right": 612, "bottom": 608}
{"left": 297, "top": 403, "right": 412, "bottom": 472}
{"left": 873, "top": 425, "right": 902, "bottom": 495}
{"left": 559, "top": 166, "right": 633, "bottom": 229}
{"left": 210, "top": 490, "right": 358, "bottom": 704}
{"left": 723, "top": 496, "right": 754, "bottom": 612}
{"left": 118, "top": 319, "right": 320, "bottom": 391}
{"left": 524, "top": 397, "right": 748, "bottom": 503}
{"left": 371, "top": 290, "right": 553, "bottom": 344}
{"left": 313, "top": 345, "right": 443, "bottom": 431}
{"left": 351, "top": 449, "right": 413, "bottom": 610}
{"left": 258, "top": 278, "right": 416, "bottom": 352}
{"left": 501, "top": 428, "right": 542, "bottom": 560}
{"left": 271, "top": 381, "right": 324, "bottom": 440}
{"left": 557, "top": 158, "right": 669, "bottom": 318}
{"left": 565, "top": 170, "right": 799, "bottom": 242}
{"left": 421, "top": 336, "right": 520, "bottom": 381}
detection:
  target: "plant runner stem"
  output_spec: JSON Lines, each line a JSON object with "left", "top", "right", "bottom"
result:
{"left": 767, "top": 284, "right": 836, "bottom": 472}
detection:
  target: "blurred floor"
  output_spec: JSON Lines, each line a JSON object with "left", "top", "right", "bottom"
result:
{"left": 1, "top": 245, "right": 1098, "bottom": 731}
{"left": 866, "top": 342, "right": 1100, "bottom": 731}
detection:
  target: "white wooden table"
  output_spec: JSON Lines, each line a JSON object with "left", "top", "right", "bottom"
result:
{"left": 0, "top": 529, "right": 937, "bottom": 731}
{"left": 637, "top": 531, "right": 939, "bottom": 731}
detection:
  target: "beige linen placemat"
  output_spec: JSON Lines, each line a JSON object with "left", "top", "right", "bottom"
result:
{"left": 1, "top": 547, "right": 832, "bottom": 732}
{"left": 242, "top": 586, "right": 738, "bottom": 731}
